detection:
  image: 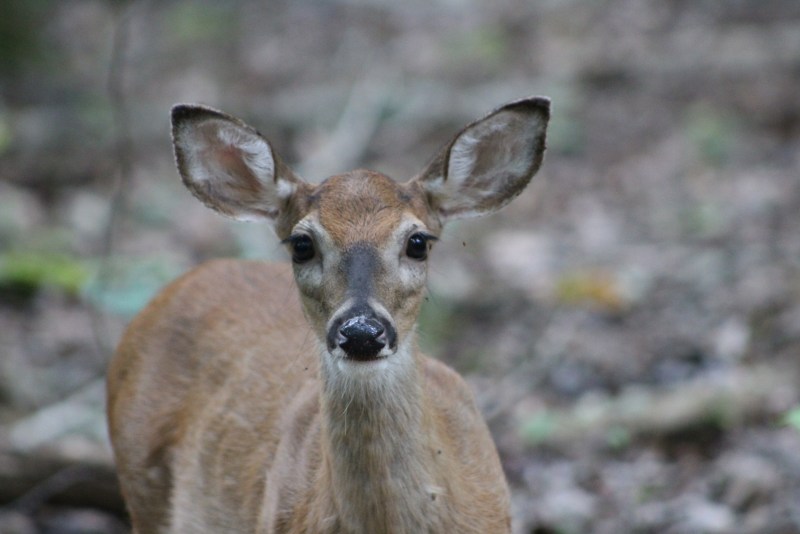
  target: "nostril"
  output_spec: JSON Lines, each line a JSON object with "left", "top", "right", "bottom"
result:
{"left": 340, "top": 317, "right": 384, "bottom": 340}
{"left": 338, "top": 316, "right": 386, "bottom": 360}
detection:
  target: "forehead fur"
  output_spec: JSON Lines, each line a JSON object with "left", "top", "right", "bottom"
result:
{"left": 313, "top": 170, "right": 434, "bottom": 246}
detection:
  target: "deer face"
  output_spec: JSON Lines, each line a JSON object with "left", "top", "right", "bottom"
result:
{"left": 171, "top": 98, "right": 549, "bottom": 370}
{"left": 282, "top": 170, "right": 438, "bottom": 364}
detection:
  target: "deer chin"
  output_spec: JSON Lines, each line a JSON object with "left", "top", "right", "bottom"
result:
{"left": 320, "top": 342, "right": 412, "bottom": 385}
{"left": 329, "top": 345, "right": 393, "bottom": 367}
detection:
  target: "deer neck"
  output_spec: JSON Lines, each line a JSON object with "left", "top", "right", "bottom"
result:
{"left": 317, "top": 340, "right": 440, "bottom": 533}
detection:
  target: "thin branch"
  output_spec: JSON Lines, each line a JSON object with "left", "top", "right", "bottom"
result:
{"left": 520, "top": 363, "right": 800, "bottom": 447}
{"left": 89, "top": 1, "right": 146, "bottom": 359}
{"left": 296, "top": 64, "right": 396, "bottom": 180}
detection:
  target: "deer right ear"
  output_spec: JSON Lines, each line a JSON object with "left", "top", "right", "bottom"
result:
{"left": 171, "top": 104, "right": 304, "bottom": 222}
{"left": 412, "top": 97, "right": 550, "bottom": 223}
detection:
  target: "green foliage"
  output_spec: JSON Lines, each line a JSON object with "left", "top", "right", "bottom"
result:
{"left": 416, "top": 298, "right": 491, "bottom": 373}
{"left": 680, "top": 201, "right": 727, "bottom": 239}
{"left": 446, "top": 25, "right": 509, "bottom": 67}
{"left": 783, "top": 406, "right": 800, "bottom": 433}
{"left": 523, "top": 413, "right": 632, "bottom": 450}
{"left": 605, "top": 425, "right": 630, "bottom": 450}
{"left": 0, "top": 0, "right": 49, "bottom": 73}
{"left": 166, "top": 2, "right": 238, "bottom": 45}
{"left": 555, "top": 270, "right": 624, "bottom": 311}
{"left": 685, "top": 105, "right": 739, "bottom": 166}
{"left": 416, "top": 297, "right": 457, "bottom": 356}
{"left": 83, "top": 258, "right": 184, "bottom": 317}
{"left": 77, "top": 96, "right": 115, "bottom": 140}
{"left": 541, "top": 85, "right": 585, "bottom": 156}
{"left": 0, "top": 111, "right": 12, "bottom": 155}
{"left": 442, "top": 24, "right": 511, "bottom": 80}
{"left": 521, "top": 412, "right": 557, "bottom": 444}
{"left": 547, "top": 111, "right": 585, "bottom": 156}
{"left": 0, "top": 250, "right": 90, "bottom": 297}
{"left": 0, "top": 245, "right": 184, "bottom": 317}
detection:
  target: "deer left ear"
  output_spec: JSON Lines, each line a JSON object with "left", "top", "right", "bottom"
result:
{"left": 171, "top": 104, "right": 305, "bottom": 223}
{"left": 412, "top": 97, "right": 550, "bottom": 223}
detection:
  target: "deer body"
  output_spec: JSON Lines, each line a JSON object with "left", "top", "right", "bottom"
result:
{"left": 107, "top": 97, "right": 550, "bottom": 533}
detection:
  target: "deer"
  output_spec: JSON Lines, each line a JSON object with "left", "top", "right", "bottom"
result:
{"left": 106, "top": 96, "right": 550, "bottom": 533}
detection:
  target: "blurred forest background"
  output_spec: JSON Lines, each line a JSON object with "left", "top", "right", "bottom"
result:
{"left": 1, "top": 0, "right": 799, "bottom": 533}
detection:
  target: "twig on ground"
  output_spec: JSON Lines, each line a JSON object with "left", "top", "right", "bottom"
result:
{"left": 521, "top": 363, "right": 799, "bottom": 447}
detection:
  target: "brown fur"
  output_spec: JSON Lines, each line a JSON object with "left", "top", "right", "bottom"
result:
{"left": 109, "top": 97, "right": 549, "bottom": 533}
{"left": 108, "top": 260, "right": 510, "bottom": 533}
{"left": 314, "top": 170, "right": 439, "bottom": 245}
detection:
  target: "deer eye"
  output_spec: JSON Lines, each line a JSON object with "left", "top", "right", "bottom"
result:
{"left": 288, "top": 235, "right": 315, "bottom": 264}
{"left": 406, "top": 233, "right": 434, "bottom": 261}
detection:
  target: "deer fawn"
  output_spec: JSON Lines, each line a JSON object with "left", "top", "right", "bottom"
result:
{"left": 107, "top": 96, "right": 549, "bottom": 533}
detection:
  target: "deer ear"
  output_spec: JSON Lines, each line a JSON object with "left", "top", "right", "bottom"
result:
{"left": 171, "top": 104, "right": 304, "bottom": 222}
{"left": 412, "top": 97, "right": 550, "bottom": 223}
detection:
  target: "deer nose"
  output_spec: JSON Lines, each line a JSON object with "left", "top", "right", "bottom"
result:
{"left": 337, "top": 316, "right": 386, "bottom": 360}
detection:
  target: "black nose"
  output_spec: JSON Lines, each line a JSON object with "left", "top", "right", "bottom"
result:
{"left": 338, "top": 316, "right": 386, "bottom": 360}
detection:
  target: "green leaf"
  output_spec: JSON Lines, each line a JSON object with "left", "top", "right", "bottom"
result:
{"left": 0, "top": 251, "right": 90, "bottom": 296}
{"left": 83, "top": 258, "right": 184, "bottom": 317}
{"left": 685, "top": 105, "right": 738, "bottom": 166}
{"left": 522, "top": 412, "right": 557, "bottom": 444}
{"left": 783, "top": 406, "right": 800, "bottom": 433}
{"left": 605, "top": 425, "right": 631, "bottom": 450}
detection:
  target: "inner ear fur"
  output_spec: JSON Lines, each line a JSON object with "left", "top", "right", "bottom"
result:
{"left": 171, "top": 104, "right": 305, "bottom": 223}
{"left": 412, "top": 96, "right": 550, "bottom": 222}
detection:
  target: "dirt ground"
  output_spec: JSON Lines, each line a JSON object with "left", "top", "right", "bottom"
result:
{"left": 1, "top": 1, "right": 799, "bottom": 533}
